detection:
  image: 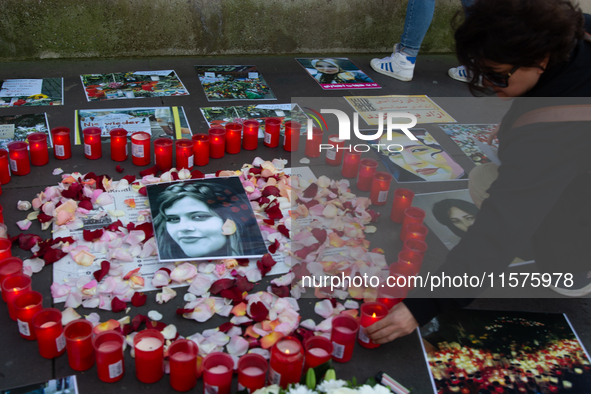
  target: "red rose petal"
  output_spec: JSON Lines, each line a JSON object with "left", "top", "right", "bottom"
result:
{"left": 277, "top": 225, "right": 290, "bottom": 238}
{"left": 218, "top": 322, "right": 235, "bottom": 333}
{"left": 115, "top": 165, "right": 124, "bottom": 173}
{"left": 122, "top": 175, "right": 136, "bottom": 184}
{"left": 37, "top": 212, "right": 54, "bottom": 223}
{"left": 210, "top": 278, "right": 236, "bottom": 295}
{"left": 138, "top": 187, "right": 147, "bottom": 196}
{"left": 42, "top": 248, "right": 67, "bottom": 265}
{"left": 220, "top": 287, "right": 244, "bottom": 305}
{"left": 263, "top": 219, "right": 275, "bottom": 226}
{"left": 367, "top": 210, "right": 381, "bottom": 223}
{"left": 191, "top": 170, "right": 205, "bottom": 179}
{"left": 268, "top": 239, "right": 280, "bottom": 254}
{"left": 111, "top": 297, "right": 127, "bottom": 313}
{"left": 131, "top": 292, "right": 147, "bottom": 307}
{"left": 93, "top": 260, "right": 110, "bottom": 282}
{"left": 246, "top": 337, "right": 261, "bottom": 349}
{"left": 215, "top": 170, "right": 223, "bottom": 177}
{"left": 83, "top": 229, "right": 104, "bottom": 242}
{"left": 249, "top": 301, "right": 269, "bottom": 322}
{"left": 132, "top": 314, "right": 149, "bottom": 331}
{"left": 302, "top": 183, "right": 318, "bottom": 198}
{"left": 139, "top": 165, "right": 159, "bottom": 177}
{"left": 17, "top": 234, "right": 43, "bottom": 251}
{"left": 264, "top": 202, "right": 283, "bottom": 220}
{"left": 271, "top": 284, "right": 290, "bottom": 298}
{"left": 106, "top": 220, "right": 124, "bottom": 232}
{"left": 311, "top": 228, "right": 327, "bottom": 245}
{"left": 236, "top": 259, "right": 250, "bottom": 267}
{"left": 134, "top": 222, "right": 154, "bottom": 241}
{"left": 176, "top": 308, "right": 195, "bottom": 315}
{"left": 78, "top": 198, "right": 93, "bottom": 211}
{"left": 121, "top": 324, "right": 133, "bottom": 336}
{"left": 262, "top": 186, "right": 281, "bottom": 197}
{"left": 236, "top": 275, "right": 255, "bottom": 292}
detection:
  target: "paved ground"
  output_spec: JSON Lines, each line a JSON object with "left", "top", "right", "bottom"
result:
{"left": 0, "top": 54, "right": 589, "bottom": 393}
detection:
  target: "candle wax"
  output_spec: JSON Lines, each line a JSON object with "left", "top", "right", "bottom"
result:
{"left": 242, "top": 366, "right": 264, "bottom": 376}
{"left": 41, "top": 321, "right": 57, "bottom": 328}
{"left": 136, "top": 337, "right": 162, "bottom": 351}
{"left": 209, "top": 365, "right": 230, "bottom": 374}
{"left": 98, "top": 341, "right": 121, "bottom": 352}
{"left": 277, "top": 339, "right": 300, "bottom": 354}
{"left": 171, "top": 351, "right": 193, "bottom": 362}
{"left": 334, "top": 326, "right": 355, "bottom": 334}
{"left": 308, "top": 348, "right": 330, "bottom": 358}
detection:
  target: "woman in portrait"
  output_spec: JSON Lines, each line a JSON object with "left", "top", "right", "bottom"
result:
{"left": 152, "top": 181, "right": 266, "bottom": 260}
{"left": 432, "top": 198, "right": 478, "bottom": 238}
{"left": 310, "top": 59, "right": 373, "bottom": 84}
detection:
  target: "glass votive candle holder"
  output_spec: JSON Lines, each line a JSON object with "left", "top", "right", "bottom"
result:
{"left": 358, "top": 302, "right": 388, "bottom": 349}
{"left": 175, "top": 139, "right": 195, "bottom": 171}
{"left": 0, "top": 149, "right": 10, "bottom": 184}
{"left": 304, "top": 335, "right": 333, "bottom": 372}
{"left": 402, "top": 238, "right": 428, "bottom": 257}
{"left": 370, "top": 171, "right": 393, "bottom": 206}
{"left": 83, "top": 127, "right": 102, "bottom": 160}
{"left": 225, "top": 122, "right": 242, "bottom": 154}
{"left": 304, "top": 126, "right": 323, "bottom": 158}
{"left": 325, "top": 134, "right": 345, "bottom": 166}
{"left": 28, "top": 132, "right": 49, "bottom": 166}
{"left": 109, "top": 128, "right": 128, "bottom": 162}
{"left": 0, "top": 257, "right": 23, "bottom": 285}
{"left": 400, "top": 207, "right": 426, "bottom": 241}
{"left": 341, "top": 149, "right": 361, "bottom": 178}
{"left": 64, "top": 319, "right": 95, "bottom": 371}
{"left": 192, "top": 134, "right": 210, "bottom": 166}
{"left": 131, "top": 131, "right": 151, "bottom": 166}
{"left": 392, "top": 251, "right": 423, "bottom": 279}
{"left": 169, "top": 339, "right": 199, "bottom": 392}
{"left": 51, "top": 127, "right": 72, "bottom": 160}
{"left": 238, "top": 353, "right": 268, "bottom": 393}
{"left": 134, "top": 329, "right": 165, "bottom": 384}
{"left": 32, "top": 308, "right": 65, "bottom": 359}
{"left": 377, "top": 285, "right": 407, "bottom": 310}
{"left": 0, "top": 238, "right": 12, "bottom": 260}
{"left": 357, "top": 158, "right": 378, "bottom": 191}
{"left": 153, "top": 138, "right": 173, "bottom": 171}
{"left": 269, "top": 336, "right": 304, "bottom": 388}
{"left": 331, "top": 314, "right": 360, "bottom": 363}
{"left": 242, "top": 120, "right": 259, "bottom": 151}
{"left": 1, "top": 273, "right": 32, "bottom": 320}
{"left": 203, "top": 352, "right": 234, "bottom": 394}
{"left": 283, "top": 121, "right": 301, "bottom": 152}
{"left": 264, "top": 118, "right": 281, "bottom": 148}
{"left": 209, "top": 127, "right": 226, "bottom": 159}
{"left": 7, "top": 141, "right": 30, "bottom": 176}
{"left": 402, "top": 223, "right": 429, "bottom": 243}
{"left": 13, "top": 290, "right": 43, "bottom": 340}
{"left": 93, "top": 330, "right": 125, "bottom": 383}
{"left": 390, "top": 188, "right": 415, "bottom": 223}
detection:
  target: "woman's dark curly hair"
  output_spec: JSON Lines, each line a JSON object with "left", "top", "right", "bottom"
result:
{"left": 454, "top": 0, "right": 585, "bottom": 92}
{"left": 432, "top": 198, "right": 479, "bottom": 238}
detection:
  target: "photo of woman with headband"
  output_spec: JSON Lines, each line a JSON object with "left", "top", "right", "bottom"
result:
{"left": 296, "top": 58, "right": 378, "bottom": 89}
{"left": 147, "top": 177, "right": 268, "bottom": 262}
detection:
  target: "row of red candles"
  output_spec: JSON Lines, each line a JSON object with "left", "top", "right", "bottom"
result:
{"left": 0, "top": 257, "right": 396, "bottom": 393}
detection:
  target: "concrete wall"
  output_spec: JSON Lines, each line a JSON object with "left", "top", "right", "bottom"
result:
{"left": 0, "top": 0, "right": 589, "bottom": 61}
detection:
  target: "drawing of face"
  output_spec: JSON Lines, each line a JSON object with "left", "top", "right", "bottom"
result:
{"left": 381, "top": 134, "right": 455, "bottom": 181}
{"left": 449, "top": 206, "right": 475, "bottom": 232}
{"left": 164, "top": 196, "right": 226, "bottom": 257}
{"left": 314, "top": 61, "right": 340, "bottom": 75}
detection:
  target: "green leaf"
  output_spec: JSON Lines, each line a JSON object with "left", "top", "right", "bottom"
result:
{"left": 364, "top": 377, "right": 377, "bottom": 387}
{"left": 306, "top": 367, "right": 317, "bottom": 390}
{"left": 313, "top": 360, "right": 333, "bottom": 383}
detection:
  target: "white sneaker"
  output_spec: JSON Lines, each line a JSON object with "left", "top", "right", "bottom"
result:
{"left": 448, "top": 65, "right": 471, "bottom": 83}
{"left": 370, "top": 52, "right": 416, "bottom": 82}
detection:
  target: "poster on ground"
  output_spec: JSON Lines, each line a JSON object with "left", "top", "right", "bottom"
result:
{"left": 295, "top": 58, "right": 380, "bottom": 90}
{"left": 0, "top": 78, "right": 63, "bottom": 107}
{"left": 0, "top": 375, "right": 78, "bottom": 394}
{"left": 80, "top": 70, "right": 189, "bottom": 101}
{"left": 0, "top": 113, "right": 51, "bottom": 150}
{"left": 438, "top": 124, "right": 500, "bottom": 166}
{"left": 195, "top": 65, "right": 276, "bottom": 101}
{"left": 345, "top": 95, "right": 455, "bottom": 126}
{"left": 74, "top": 106, "right": 192, "bottom": 144}
{"left": 420, "top": 309, "right": 591, "bottom": 393}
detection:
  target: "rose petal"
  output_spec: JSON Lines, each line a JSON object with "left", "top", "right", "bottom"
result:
{"left": 148, "top": 310, "right": 163, "bottom": 321}
{"left": 61, "top": 307, "right": 81, "bottom": 325}
{"left": 226, "top": 336, "right": 249, "bottom": 356}
{"left": 221, "top": 219, "right": 237, "bottom": 236}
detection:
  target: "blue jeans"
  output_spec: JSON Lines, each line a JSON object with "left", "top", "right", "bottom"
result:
{"left": 399, "top": 0, "right": 475, "bottom": 57}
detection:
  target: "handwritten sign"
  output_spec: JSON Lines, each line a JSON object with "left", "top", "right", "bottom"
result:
{"left": 0, "top": 79, "right": 43, "bottom": 97}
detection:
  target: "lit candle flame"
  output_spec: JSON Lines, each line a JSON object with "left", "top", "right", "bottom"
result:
{"left": 372, "top": 313, "right": 376, "bottom": 318}
{"left": 285, "top": 349, "right": 290, "bottom": 354}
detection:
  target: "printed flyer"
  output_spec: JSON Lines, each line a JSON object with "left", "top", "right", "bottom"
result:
{"left": 438, "top": 123, "right": 501, "bottom": 166}
{"left": 0, "top": 78, "right": 63, "bottom": 107}
{"left": 296, "top": 58, "right": 381, "bottom": 90}
{"left": 0, "top": 113, "right": 51, "bottom": 150}
{"left": 195, "top": 65, "right": 276, "bottom": 101}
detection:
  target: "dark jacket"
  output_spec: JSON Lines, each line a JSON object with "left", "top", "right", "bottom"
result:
{"left": 405, "top": 17, "right": 591, "bottom": 326}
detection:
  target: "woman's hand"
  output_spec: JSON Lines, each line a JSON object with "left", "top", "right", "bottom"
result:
{"left": 364, "top": 302, "right": 419, "bottom": 344}
{"left": 487, "top": 125, "right": 500, "bottom": 145}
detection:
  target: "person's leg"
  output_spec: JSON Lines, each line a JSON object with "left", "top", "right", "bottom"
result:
{"left": 449, "top": 0, "right": 478, "bottom": 83}
{"left": 398, "top": 0, "right": 436, "bottom": 57}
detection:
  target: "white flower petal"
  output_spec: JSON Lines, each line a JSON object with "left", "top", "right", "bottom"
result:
{"left": 62, "top": 307, "right": 81, "bottom": 325}
{"left": 300, "top": 319, "right": 316, "bottom": 330}
{"left": 148, "top": 310, "right": 163, "bottom": 321}
{"left": 226, "top": 336, "right": 249, "bottom": 356}
{"left": 314, "top": 299, "right": 335, "bottom": 319}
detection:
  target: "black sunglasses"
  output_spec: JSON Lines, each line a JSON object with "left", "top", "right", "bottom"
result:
{"left": 482, "top": 65, "right": 520, "bottom": 88}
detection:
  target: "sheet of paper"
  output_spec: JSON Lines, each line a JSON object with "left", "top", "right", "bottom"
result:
{"left": 0, "top": 79, "right": 43, "bottom": 97}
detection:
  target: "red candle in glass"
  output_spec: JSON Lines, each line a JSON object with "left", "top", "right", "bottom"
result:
{"left": 305, "top": 127, "right": 323, "bottom": 158}
{"left": 169, "top": 339, "right": 199, "bottom": 392}
{"left": 2, "top": 273, "right": 31, "bottom": 320}
{"left": 7, "top": 141, "right": 30, "bottom": 176}
{"left": 134, "top": 329, "right": 165, "bottom": 384}
{"left": 377, "top": 285, "right": 407, "bottom": 310}
{"left": 13, "top": 290, "right": 43, "bottom": 340}
{"left": 358, "top": 302, "right": 388, "bottom": 349}
{"left": 131, "top": 131, "right": 151, "bottom": 166}
{"left": 0, "top": 257, "right": 23, "bottom": 285}
{"left": 400, "top": 207, "right": 426, "bottom": 241}
{"left": 0, "top": 149, "right": 11, "bottom": 184}
{"left": 397, "top": 250, "right": 423, "bottom": 274}
{"left": 209, "top": 127, "right": 226, "bottom": 159}
{"left": 203, "top": 352, "right": 234, "bottom": 394}
{"left": 304, "top": 336, "right": 333, "bottom": 372}
{"left": 238, "top": 353, "right": 268, "bottom": 393}
{"left": 402, "top": 238, "right": 428, "bottom": 257}
{"left": 51, "top": 127, "right": 72, "bottom": 160}
{"left": 83, "top": 127, "right": 102, "bottom": 160}
{"left": 28, "top": 133, "right": 49, "bottom": 166}
{"left": 357, "top": 158, "right": 378, "bottom": 191}
{"left": 390, "top": 188, "right": 415, "bottom": 223}
{"left": 0, "top": 238, "right": 12, "bottom": 260}
{"left": 154, "top": 138, "right": 173, "bottom": 171}
{"left": 93, "top": 330, "right": 125, "bottom": 383}
{"left": 264, "top": 118, "right": 281, "bottom": 148}
{"left": 269, "top": 337, "right": 304, "bottom": 388}
{"left": 341, "top": 149, "right": 361, "bottom": 178}
{"left": 175, "top": 139, "right": 195, "bottom": 171}
{"left": 109, "top": 128, "right": 128, "bottom": 162}
{"left": 403, "top": 223, "right": 429, "bottom": 243}
{"left": 242, "top": 120, "right": 259, "bottom": 151}
{"left": 32, "top": 308, "right": 65, "bottom": 359}
{"left": 331, "top": 314, "right": 360, "bottom": 363}
{"left": 192, "top": 134, "right": 210, "bottom": 166}
{"left": 64, "top": 319, "right": 95, "bottom": 371}
{"left": 370, "top": 171, "right": 393, "bottom": 206}
{"left": 225, "top": 122, "right": 242, "bottom": 154}
{"left": 283, "top": 121, "right": 300, "bottom": 152}
{"left": 325, "top": 135, "right": 345, "bottom": 166}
